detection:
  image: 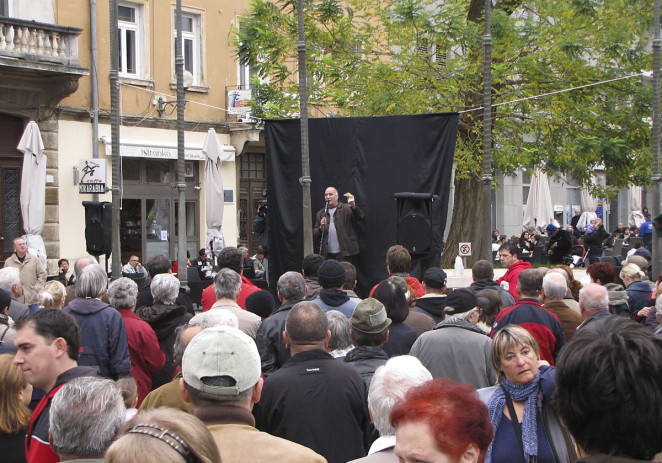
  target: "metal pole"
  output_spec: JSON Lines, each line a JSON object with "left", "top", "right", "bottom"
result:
{"left": 90, "top": 0, "right": 99, "bottom": 203}
{"left": 175, "top": 0, "right": 188, "bottom": 289}
{"left": 297, "top": 0, "right": 313, "bottom": 257}
{"left": 652, "top": 0, "right": 661, "bottom": 278}
{"left": 481, "top": 0, "right": 493, "bottom": 262}
{"left": 109, "top": 0, "right": 122, "bottom": 279}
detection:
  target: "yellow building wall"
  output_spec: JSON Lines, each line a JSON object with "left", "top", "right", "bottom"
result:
{"left": 57, "top": 119, "right": 238, "bottom": 262}
{"left": 57, "top": 0, "right": 249, "bottom": 122}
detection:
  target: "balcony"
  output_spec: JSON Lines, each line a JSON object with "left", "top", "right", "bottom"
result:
{"left": 0, "top": 16, "right": 86, "bottom": 73}
{"left": 0, "top": 16, "right": 88, "bottom": 114}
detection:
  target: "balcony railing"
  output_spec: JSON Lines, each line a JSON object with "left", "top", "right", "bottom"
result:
{"left": 0, "top": 16, "right": 83, "bottom": 68}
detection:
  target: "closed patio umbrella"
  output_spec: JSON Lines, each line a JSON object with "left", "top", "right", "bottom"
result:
{"left": 17, "top": 121, "right": 47, "bottom": 265}
{"left": 577, "top": 182, "right": 599, "bottom": 232}
{"left": 523, "top": 169, "right": 555, "bottom": 233}
{"left": 202, "top": 128, "right": 234, "bottom": 258}
{"left": 628, "top": 185, "right": 644, "bottom": 228}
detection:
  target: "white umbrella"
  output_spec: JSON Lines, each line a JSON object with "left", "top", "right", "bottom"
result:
{"left": 202, "top": 128, "right": 234, "bottom": 257}
{"left": 629, "top": 185, "right": 644, "bottom": 228}
{"left": 523, "top": 169, "right": 555, "bottom": 233}
{"left": 17, "top": 121, "right": 47, "bottom": 265}
{"left": 577, "top": 183, "right": 599, "bottom": 232}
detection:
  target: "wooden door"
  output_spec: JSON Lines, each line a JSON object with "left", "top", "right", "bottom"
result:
{"left": 0, "top": 160, "right": 23, "bottom": 261}
{"left": 0, "top": 114, "right": 25, "bottom": 262}
{"left": 239, "top": 152, "right": 267, "bottom": 253}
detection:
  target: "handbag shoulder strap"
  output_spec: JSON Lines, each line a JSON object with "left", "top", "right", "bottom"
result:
{"left": 503, "top": 387, "right": 530, "bottom": 463}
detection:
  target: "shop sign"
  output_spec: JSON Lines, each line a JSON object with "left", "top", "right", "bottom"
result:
{"left": 100, "top": 137, "right": 235, "bottom": 161}
{"left": 79, "top": 159, "right": 107, "bottom": 194}
{"left": 119, "top": 143, "right": 206, "bottom": 161}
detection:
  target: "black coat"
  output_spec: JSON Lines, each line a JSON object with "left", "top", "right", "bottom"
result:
{"left": 255, "top": 299, "right": 303, "bottom": 375}
{"left": 136, "top": 303, "right": 192, "bottom": 389}
{"left": 583, "top": 228, "right": 611, "bottom": 255}
{"left": 136, "top": 279, "right": 194, "bottom": 315}
{"left": 344, "top": 345, "right": 389, "bottom": 388}
{"left": 547, "top": 229, "right": 573, "bottom": 264}
{"left": 382, "top": 322, "right": 417, "bottom": 357}
{"left": 254, "top": 349, "right": 377, "bottom": 463}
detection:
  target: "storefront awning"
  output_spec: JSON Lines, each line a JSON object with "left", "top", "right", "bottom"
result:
{"left": 99, "top": 136, "right": 236, "bottom": 161}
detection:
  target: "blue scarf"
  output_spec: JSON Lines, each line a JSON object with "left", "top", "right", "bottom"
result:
{"left": 485, "top": 371, "right": 541, "bottom": 463}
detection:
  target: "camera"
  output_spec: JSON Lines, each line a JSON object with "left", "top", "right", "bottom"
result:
{"left": 258, "top": 200, "right": 268, "bottom": 214}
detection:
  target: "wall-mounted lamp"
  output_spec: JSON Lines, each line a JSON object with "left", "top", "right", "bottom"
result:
{"left": 156, "top": 70, "right": 194, "bottom": 116}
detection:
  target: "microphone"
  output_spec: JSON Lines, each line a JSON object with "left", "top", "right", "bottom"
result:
{"left": 324, "top": 199, "right": 330, "bottom": 212}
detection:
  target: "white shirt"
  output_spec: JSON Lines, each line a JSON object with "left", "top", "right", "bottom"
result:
{"left": 327, "top": 207, "right": 341, "bottom": 253}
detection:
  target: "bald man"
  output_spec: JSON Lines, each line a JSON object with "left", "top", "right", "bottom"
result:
{"left": 314, "top": 186, "right": 364, "bottom": 265}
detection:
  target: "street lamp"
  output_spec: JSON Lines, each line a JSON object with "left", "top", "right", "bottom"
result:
{"left": 109, "top": 0, "right": 121, "bottom": 279}
{"left": 297, "top": 0, "right": 313, "bottom": 256}
{"left": 482, "top": 0, "right": 493, "bottom": 261}
{"left": 156, "top": 71, "right": 194, "bottom": 116}
{"left": 652, "top": 0, "right": 661, "bottom": 279}
{"left": 175, "top": 0, "right": 188, "bottom": 290}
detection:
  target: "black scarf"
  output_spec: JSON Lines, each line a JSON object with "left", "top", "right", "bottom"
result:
{"left": 319, "top": 289, "right": 350, "bottom": 307}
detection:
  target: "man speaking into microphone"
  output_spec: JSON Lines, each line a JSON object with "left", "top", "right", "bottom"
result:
{"left": 313, "top": 186, "right": 364, "bottom": 266}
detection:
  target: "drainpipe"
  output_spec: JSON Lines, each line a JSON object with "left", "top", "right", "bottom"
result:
{"left": 90, "top": 0, "right": 99, "bottom": 202}
{"left": 109, "top": 0, "right": 122, "bottom": 279}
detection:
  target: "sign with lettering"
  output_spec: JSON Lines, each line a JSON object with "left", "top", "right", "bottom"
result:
{"left": 119, "top": 144, "right": 206, "bottom": 161}
{"left": 100, "top": 138, "right": 236, "bottom": 162}
{"left": 79, "top": 159, "right": 107, "bottom": 194}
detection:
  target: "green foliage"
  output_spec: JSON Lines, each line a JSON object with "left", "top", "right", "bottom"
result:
{"left": 235, "top": 0, "right": 654, "bottom": 194}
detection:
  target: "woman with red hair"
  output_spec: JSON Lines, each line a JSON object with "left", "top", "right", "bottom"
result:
{"left": 390, "top": 378, "right": 492, "bottom": 463}
{"left": 586, "top": 262, "right": 629, "bottom": 316}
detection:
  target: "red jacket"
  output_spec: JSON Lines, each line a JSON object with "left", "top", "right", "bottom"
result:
{"left": 496, "top": 260, "right": 532, "bottom": 301}
{"left": 118, "top": 309, "right": 166, "bottom": 406}
{"left": 202, "top": 274, "right": 259, "bottom": 311}
{"left": 26, "top": 366, "right": 97, "bottom": 463}
{"left": 370, "top": 274, "right": 425, "bottom": 299}
{"left": 491, "top": 298, "right": 565, "bottom": 364}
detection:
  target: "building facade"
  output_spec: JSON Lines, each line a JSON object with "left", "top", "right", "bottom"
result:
{"left": 0, "top": 0, "right": 264, "bottom": 272}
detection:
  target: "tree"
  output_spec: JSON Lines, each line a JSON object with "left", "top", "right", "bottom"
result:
{"left": 236, "top": 0, "right": 653, "bottom": 266}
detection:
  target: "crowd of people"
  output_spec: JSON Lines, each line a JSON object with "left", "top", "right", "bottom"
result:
{"left": 492, "top": 207, "right": 655, "bottom": 269}
{"left": 1, "top": 224, "right": 662, "bottom": 463}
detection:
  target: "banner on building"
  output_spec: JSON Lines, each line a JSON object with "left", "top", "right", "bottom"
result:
{"left": 227, "top": 89, "right": 252, "bottom": 115}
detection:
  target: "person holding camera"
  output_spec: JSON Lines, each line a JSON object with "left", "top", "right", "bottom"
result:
{"left": 252, "top": 200, "right": 269, "bottom": 253}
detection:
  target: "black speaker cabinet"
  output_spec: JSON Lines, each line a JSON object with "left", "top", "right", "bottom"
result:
{"left": 395, "top": 193, "right": 433, "bottom": 255}
{"left": 82, "top": 201, "right": 112, "bottom": 256}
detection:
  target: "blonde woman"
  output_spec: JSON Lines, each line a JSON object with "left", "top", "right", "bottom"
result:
{"left": 620, "top": 263, "right": 653, "bottom": 320}
{"left": 477, "top": 325, "right": 576, "bottom": 463}
{"left": 0, "top": 353, "right": 33, "bottom": 463}
{"left": 38, "top": 280, "right": 66, "bottom": 309}
{"left": 105, "top": 407, "right": 221, "bottom": 463}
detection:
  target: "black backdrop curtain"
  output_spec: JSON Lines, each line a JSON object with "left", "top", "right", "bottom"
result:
{"left": 264, "top": 113, "right": 458, "bottom": 298}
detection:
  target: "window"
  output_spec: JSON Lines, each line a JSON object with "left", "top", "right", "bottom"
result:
{"left": 237, "top": 25, "right": 254, "bottom": 90}
{"left": 118, "top": 3, "right": 143, "bottom": 77}
{"left": 415, "top": 37, "right": 446, "bottom": 67}
{"left": 174, "top": 13, "right": 201, "bottom": 85}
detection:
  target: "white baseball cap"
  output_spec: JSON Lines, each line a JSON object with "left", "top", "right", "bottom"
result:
{"left": 182, "top": 326, "right": 261, "bottom": 396}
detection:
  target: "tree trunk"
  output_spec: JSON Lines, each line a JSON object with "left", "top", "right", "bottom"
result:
{"left": 441, "top": 173, "right": 485, "bottom": 268}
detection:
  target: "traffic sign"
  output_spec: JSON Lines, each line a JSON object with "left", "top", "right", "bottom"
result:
{"left": 459, "top": 242, "right": 472, "bottom": 256}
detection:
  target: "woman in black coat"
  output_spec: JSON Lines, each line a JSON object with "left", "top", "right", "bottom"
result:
{"left": 583, "top": 223, "right": 611, "bottom": 265}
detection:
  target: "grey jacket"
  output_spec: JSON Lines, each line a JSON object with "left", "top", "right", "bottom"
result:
{"left": 409, "top": 317, "right": 496, "bottom": 389}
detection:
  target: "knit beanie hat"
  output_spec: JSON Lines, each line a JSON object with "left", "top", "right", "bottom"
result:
{"left": 317, "top": 260, "right": 346, "bottom": 288}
